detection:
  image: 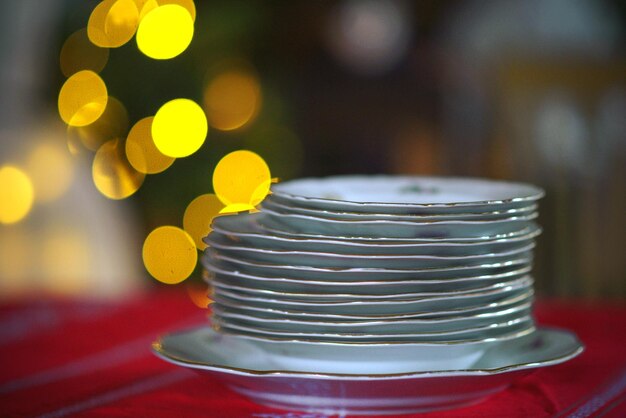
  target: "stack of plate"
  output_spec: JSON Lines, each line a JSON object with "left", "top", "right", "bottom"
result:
{"left": 156, "top": 176, "right": 583, "bottom": 414}
{"left": 202, "top": 176, "right": 541, "bottom": 358}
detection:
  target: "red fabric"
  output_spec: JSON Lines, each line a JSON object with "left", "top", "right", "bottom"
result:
{"left": 1, "top": 291, "right": 625, "bottom": 418}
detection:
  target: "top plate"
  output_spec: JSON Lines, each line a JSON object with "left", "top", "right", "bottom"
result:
{"left": 272, "top": 176, "right": 544, "bottom": 213}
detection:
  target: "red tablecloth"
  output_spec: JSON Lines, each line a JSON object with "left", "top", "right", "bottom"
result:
{"left": 1, "top": 290, "right": 625, "bottom": 418}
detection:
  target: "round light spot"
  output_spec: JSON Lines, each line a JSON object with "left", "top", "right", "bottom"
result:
{"left": 58, "top": 70, "right": 108, "bottom": 127}
{"left": 183, "top": 194, "right": 223, "bottom": 249}
{"left": 158, "top": 0, "right": 196, "bottom": 21}
{"left": 88, "top": 0, "right": 139, "bottom": 48}
{"left": 92, "top": 139, "right": 145, "bottom": 199}
{"left": 0, "top": 166, "right": 35, "bottom": 224}
{"left": 60, "top": 28, "right": 109, "bottom": 77}
{"left": 186, "top": 283, "right": 212, "bottom": 309}
{"left": 152, "top": 99, "right": 207, "bottom": 157}
{"left": 67, "top": 96, "right": 129, "bottom": 151}
{"left": 204, "top": 70, "right": 261, "bottom": 131}
{"left": 213, "top": 150, "right": 271, "bottom": 207}
{"left": 136, "top": 4, "right": 194, "bottom": 59}
{"left": 26, "top": 141, "right": 75, "bottom": 203}
{"left": 135, "top": 0, "right": 159, "bottom": 20}
{"left": 142, "top": 226, "right": 197, "bottom": 284}
{"left": 125, "top": 117, "right": 175, "bottom": 173}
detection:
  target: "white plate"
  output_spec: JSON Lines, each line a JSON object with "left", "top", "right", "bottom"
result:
{"left": 152, "top": 326, "right": 582, "bottom": 415}
{"left": 213, "top": 315, "right": 534, "bottom": 342}
{"left": 209, "top": 213, "right": 542, "bottom": 256}
{"left": 211, "top": 276, "right": 532, "bottom": 316}
{"left": 211, "top": 302, "right": 532, "bottom": 334}
{"left": 202, "top": 262, "right": 533, "bottom": 295}
{"left": 260, "top": 207, "right": 538, "bottom": 239}
{"left": 272, "top": 175, "right": 544, "bottom": 214}
{"left": 263, "top": 196, "right": 539, "bottom": 221}
{"left": 206, "top": 232, "right": 534, "bottom": 269}
{"left": 204, "top": 251, "right": 533, "bottom": 281}
{"left": 210, "top": 289, "right": 534, "bottom": 321}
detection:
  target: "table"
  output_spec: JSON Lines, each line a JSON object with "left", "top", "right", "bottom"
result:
{"left": 1, "top": 290, "right": 625, "bottom": 417}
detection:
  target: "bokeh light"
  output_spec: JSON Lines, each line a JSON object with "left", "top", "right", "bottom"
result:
{"left": 152, "top": 98, "right": 208, "bottom": 157}
{"left": 125, "top": 116, "right": 175, "bottom": 173}
{"left": 142, "top": 226, "right": 197, "bottom": 284}
{"left": 0, "top": 166, "right": 35, "bottom": 224}
{"left": 92, "top": 139, "right": 145, "bottom": 199}
{"left": 41, "top": 229, "right": 92, "bottom": 296}
{"left": 67, "top": 96, "right": 129, "bottom": 152}
{"left": 213, "top": 150, "right": 271, "bottom": 208}
{"left": 60, "top": 28, "right": 110, "bottom": 77}
{"left": 26, "top": 141, "right": 75, "bottom": 203}
{"left": 136, "top": 0, "right": 159, "bottom": 20}
{"left": 58, "top": 70, "right": 108, "bottom": 127}
{"left": 183, "top": 194, "right": 223, "bottom": 249}
{"left": 88, "top": 0, "right": 139, "bottom": 48}
{"left": 159, "top": 0, "right": 196, "bottom": 21}
{"left": 186, "top": 283, "right": 212, "bottom": 309}
{"left": 136, "top": 4, "right": 194, "bottom": 60}
{"left": 204, "top": 70, "right": 262, "bottom": 131}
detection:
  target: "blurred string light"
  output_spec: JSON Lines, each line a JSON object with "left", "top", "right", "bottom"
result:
{"left": 125, "top": 116, "right": 175, "bottom": 173}
{"left": 26, "top": 141, "right": 75, "bottom": 203}
{"left": 186, "top": 283, "right": 212, "bottom": 308}
{"left": 204, "top": 69, "right": 262, "bottom": 131}
{"left": 88, "top": 0, "right": 139, "bottom": 48}
{"left": 183, "top": 194, "right": 224, "bottom": 250}
{"left": 152, "top": 98, "right": 208, "bottom": 157}
{"left": 136, "top": 4, "right": 194, "bottom": 59}
{"left": 142, "top": 226, "right": 197, "bottom": 284}
{"left": 92, "top": 139, "right": 145, "bottom": 199}
{"left": 58, "top": 70, "right": 108, "bottom": 127}
{"left": 59, "top": 28, "right": 109, "bottom": 77}
{"left": 213, "top": 150, "right": 271, "bottom": 212}
{"left": 326, "top": 0, "right": 412, "bottom": 76}
{"left": 0, "top": 166, "right": 35, "bottom": 224}
{"left": 67, "top": 96, "right": 129, "bottom": 153}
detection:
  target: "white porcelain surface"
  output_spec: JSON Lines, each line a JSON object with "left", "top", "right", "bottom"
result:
{"left": 152, "top": 326, "right": 582, "bottom": 415}
{"left": 260, "top": 207, "right": 538, "bottom": 239}
{"left": 209, "top": 212, "right": 541, "bottom": 256}
{"left": 206, "top": 231, "right": 535, "bottom": 269}
{"left": 211, "top": 302, "right": 532, "bottom": 334}
{"left": 271, "top": 175, "right": 544, "bottom": 214}
{"left": 203, "top": 261, "right": 533, "bottom": 295}
{"left": 205, "top": 251, "right": 533, "bottom": 281}
{"left": 211, "top": 290, "right": 534, "bottom": 321}
{"left": 263, "top": 196, "right": 539, "bottom": 221}
{"left": 211, "top": 276, "right": 532, "bottom": 316}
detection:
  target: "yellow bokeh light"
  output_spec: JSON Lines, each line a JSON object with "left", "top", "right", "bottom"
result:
{"left": 220, "top": 203, "right": 257, "bottom": 214}
{"left": 213, "top": 150, "right": 271, "bottom": 207}
{"left": 60, "top": 28, "right": 109, "bottom": 77}
{"left": 58, "top": 70, "right": 108, "bottom": 127}
{"left": 125, "top": 117, "right": 175, "bottom": 174}
{"left": 152, "top": 98, "right": 207, "bottom": 157}
{"left": 135, "top": 0, "right": 159, "bottom": 20}
{"left": 92, "top": 139, "right": 145, "bottom": 199}
{"left": 0, "top": 166, "right": 35, "bottom": 224}
{"left": 158, "top": 0, "right": 196, "bottom": 21}
{"left": 186, "top": 283, "right": 212, "bottom": 309}
{"left": 88, "top": 0, "right": 139, "bottom": 48}
{"left": 142, "top": 226, "right": 197, "bottom": 284}
{"left": 26, "top": 141, "right": 75, "bottom": 203}
{"left": 41, "top": 229, "right": 92, "bottom": 296}
{"left": 204, "top": 70, "right": 261, "bottom": 131}
{"left": 183, "top": 194, "right": 223, "bottom": 250}
{"left": 67, "top": 96, "right": 129, "bottom": 152}
{"left": 136, "top": 4, "right": 194, "bottom": 60}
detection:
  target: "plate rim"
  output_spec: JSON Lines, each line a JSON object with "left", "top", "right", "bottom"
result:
{"left": 152, "top": 325, "right": 582, "bottom": 380}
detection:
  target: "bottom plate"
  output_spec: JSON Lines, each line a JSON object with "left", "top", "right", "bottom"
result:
{"left": 152, "top": 326, "right": 583, "bottom": 415}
